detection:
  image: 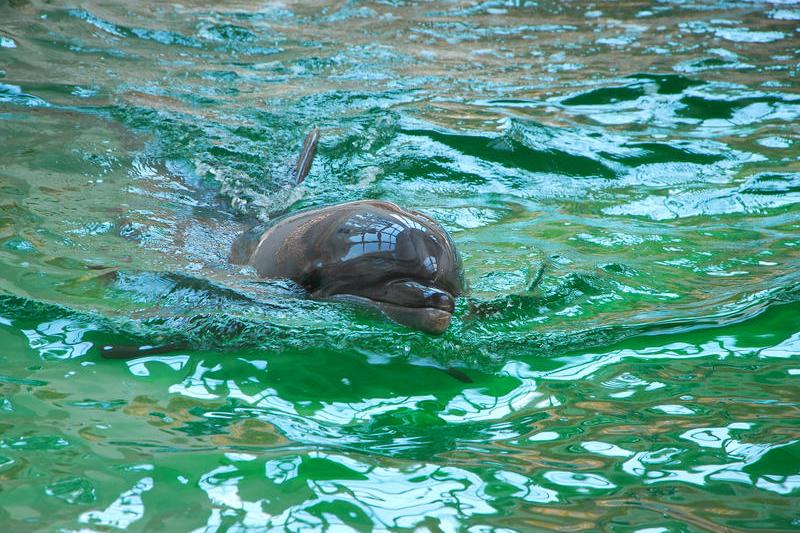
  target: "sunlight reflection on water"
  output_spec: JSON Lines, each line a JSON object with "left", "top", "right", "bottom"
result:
{"left": 1, "top": 0, "right": 799, "bottom": 529}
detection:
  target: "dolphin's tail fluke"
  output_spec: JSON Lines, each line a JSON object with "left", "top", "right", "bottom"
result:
{"left": 294, "top": 127, "right": 320, "bottom": 184}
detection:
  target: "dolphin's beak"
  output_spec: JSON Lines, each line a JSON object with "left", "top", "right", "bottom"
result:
{"left": 368, "top": 280, "right": 455, "bottom": 334}
{"left": 374, "top": 301, "right": 453, "bottom": 334}
{"left": 327, "top": 280, "right": 456, "bottom": 334}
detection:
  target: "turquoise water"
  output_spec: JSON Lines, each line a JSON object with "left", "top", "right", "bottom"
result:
{"left": 1, "top": 1, "right": 799, "bottom": 530}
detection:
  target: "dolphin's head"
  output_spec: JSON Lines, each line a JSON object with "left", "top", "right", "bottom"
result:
{"left": 305, "top": 202, "right": 465, "bottom": 334}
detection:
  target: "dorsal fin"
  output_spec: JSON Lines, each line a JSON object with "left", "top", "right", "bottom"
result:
{"left": 293, "top": 127, "right": 320, "bottom": 184}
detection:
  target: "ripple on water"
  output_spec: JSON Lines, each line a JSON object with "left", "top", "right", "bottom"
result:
{"left": 1, "top": 0, "right": 799, "bottom": 530}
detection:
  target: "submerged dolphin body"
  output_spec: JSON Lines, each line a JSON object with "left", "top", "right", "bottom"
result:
{"left": 100, "top": 128, "right": 467, "bottom": 363}
{"left": 230, "top": 200, "right": 465, "bottom": 334}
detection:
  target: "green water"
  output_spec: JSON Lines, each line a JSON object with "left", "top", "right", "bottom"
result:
{"left": 1, "top": 0, "right": 799, "bottom": 530}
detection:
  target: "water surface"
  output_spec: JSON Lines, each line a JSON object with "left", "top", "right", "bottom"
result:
{"left": 1, "top": 0, "right": 799, "bottom": 530}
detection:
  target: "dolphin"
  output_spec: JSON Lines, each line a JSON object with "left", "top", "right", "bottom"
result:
{"left": 230, "top": 199, "right": 465, "bottom": 334}
{"left": 100, "top": 128, "right": 468, "bottom": 368}
{"left": 228, "top": 127, "right": 465, "bottom": 334}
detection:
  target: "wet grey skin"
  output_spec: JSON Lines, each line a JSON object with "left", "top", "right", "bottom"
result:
{"left": 230, "top": 199, "right": 466, "bottom": 334}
